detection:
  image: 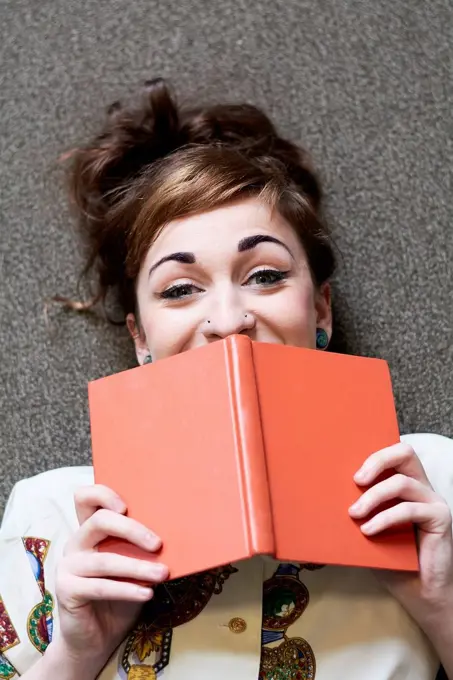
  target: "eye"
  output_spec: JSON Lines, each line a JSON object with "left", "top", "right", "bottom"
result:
{"left": 245, "top": 269, "right": 289, "bottom": 287}
{"left": 158, "top": 283, "right": 202, "bottom": 300}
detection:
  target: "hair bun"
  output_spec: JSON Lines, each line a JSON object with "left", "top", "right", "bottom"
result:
{"left": 70, "top": 77, "right": 320, "bottom": 221}
{"left": 70, "top": 78, "right": 180, "bottom": 216}
{"left": 141, "top": 77, "right": 180, "bottom": 145}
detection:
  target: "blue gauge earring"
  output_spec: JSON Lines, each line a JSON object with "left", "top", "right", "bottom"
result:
{"left": 316, "top": 328, "right": 329, "bottom": 350}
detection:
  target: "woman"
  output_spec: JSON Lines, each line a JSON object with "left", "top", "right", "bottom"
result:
{"left": 1, "top": 78, "right": 452, "bottom": 680}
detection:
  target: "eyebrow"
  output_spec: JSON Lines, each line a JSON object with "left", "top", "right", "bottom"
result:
{"left": 148, "top": 234, "right": 293, "bottom": 278}
{"left": 237, "top": 234, "right": 294, "bottom": 258}
{"left": 148, "top": 252, "right": 196, "bottom": 277}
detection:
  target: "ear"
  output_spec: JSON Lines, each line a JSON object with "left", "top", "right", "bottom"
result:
{"left": 126, "top": 313, "right": 150, "bottom": 365}
{"left": 314, "top": 282, "right": 332, "bottom": 341}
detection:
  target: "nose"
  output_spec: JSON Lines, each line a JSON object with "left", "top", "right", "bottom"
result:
{"left": 201, "top": 303, "right": 256, "bottom": 340}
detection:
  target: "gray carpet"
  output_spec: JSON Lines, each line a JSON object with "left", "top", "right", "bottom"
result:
{"left": 1, "top": 0, "right": 452, "bottom": 517}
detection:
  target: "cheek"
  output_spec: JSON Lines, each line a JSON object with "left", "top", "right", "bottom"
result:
{"left": 135, "top": 283, "right": 177, "bottom": 359}
{"left": 141, "top": 314, "right": 184, "bottom": 360}
{"left": 138, "top": 302, "right": 198, "bottom": 360}
{"left": 265, "top": 288, "right": 317, "bottom": 346}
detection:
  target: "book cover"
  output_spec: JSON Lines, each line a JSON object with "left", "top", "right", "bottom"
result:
{"left": 89, "top": 336, "right": 418, "bottom": 579}
{"left": 253, "top": 342, "right": 417, "bottom": 570}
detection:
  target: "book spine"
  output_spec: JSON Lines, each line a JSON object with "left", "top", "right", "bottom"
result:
{"left": 224, "top": 335, "right": 275, "bottom": 556}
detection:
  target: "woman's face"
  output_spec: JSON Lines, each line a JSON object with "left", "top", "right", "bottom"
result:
{"left": 127, "top": 197, "right": 332, "bottom": 363}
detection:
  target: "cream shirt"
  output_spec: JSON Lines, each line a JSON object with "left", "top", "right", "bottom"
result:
{"left": 1, "top": 433, "right": 452, "bottom": 680}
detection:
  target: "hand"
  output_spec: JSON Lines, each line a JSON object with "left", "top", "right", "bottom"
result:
{"left": 55, "top": 485, "right": 169, "bottom": 675}
{"left": 348, "top": 442, "right": 453, "bottom": 630}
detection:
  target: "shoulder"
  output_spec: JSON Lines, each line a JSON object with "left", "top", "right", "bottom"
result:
{"left": 401, "top": 432, "right": 453, "bottom": 504}
{"left": 401, "top": 432, "right": 453, "bottom": 455}
{"left": 4, "top": 465, "right": 94, "bottom": 508}
{"left": 401, "top": 432, "right": 453, "bottom": 470}
{"left": 9, "top": 464, "right": 94, "bottom": 493}
{"left": 1, "top": 466, "right": 94, "bottom": 536}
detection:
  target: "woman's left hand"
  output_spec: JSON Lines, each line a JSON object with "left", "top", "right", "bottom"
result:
{"left": 349, "top": 441, "right": 453, "bottom": 630}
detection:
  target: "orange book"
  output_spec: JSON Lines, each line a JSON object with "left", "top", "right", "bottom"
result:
{"left": 89, "top": 336, "right": 418, "bottom": 579}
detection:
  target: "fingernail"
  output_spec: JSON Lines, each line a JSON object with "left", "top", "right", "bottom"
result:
{"left": 361, "top": 519, "right": 376, "bottom": 534}
{"left": 354, "top": 467, "right": 368, "bottom": 483}
{"left": 154, "top": 564, "right": 169, "bottom": 579}
{"left": 145, "top": 532, "right": 161, "bottom": 550}
{"left": 137, "top": 586, "right": 153, "bottom": 599}
{"left": 349, "top": 500, "right": 362, "bottom": 515}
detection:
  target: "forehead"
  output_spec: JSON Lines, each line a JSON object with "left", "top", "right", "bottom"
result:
{"left": 147, "top": 197, "right": 301, "bottom": 259}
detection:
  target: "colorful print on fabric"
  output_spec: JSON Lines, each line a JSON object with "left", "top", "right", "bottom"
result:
{"left": 22, "top": 538, "right": 54, "bottom": 653}
{"left": 259, "top": 563, "right": 322, "bottom": 680}
{"left": 0, "top": 598, "right": 19, "bottom": 654}
{"left": 0, "top": 653, "right": 18, "bottom": 680}
{"left": 119, "top": 565, "right": 238, "bottom": 678}
{"left": 0, "top": 597, "right": 20, "bottom": 679}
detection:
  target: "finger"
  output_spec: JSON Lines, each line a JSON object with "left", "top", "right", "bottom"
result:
{"left": 69, "top": 552, "right": 169, "bottom": 583}
{"left": 354, "top": 442, "right": 430, "bottom": 487}
{"left": 349, "top": 474, "right": 437, "bottom": 518}
{"left": 74, "top": 485, "right": 127, "bottom": 525}
{"left": 59, "top": 574, "right": 155, "bottom": 605}
{"left": 360, "top": 501, "right": 452, "bottom": 536}
{"left": 65, "top": 509, "right": 161, "bottom": 554}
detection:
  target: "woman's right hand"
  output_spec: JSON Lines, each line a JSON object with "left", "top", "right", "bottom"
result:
{"left": 53, "top": 484, "right": 168, "bottom": 675}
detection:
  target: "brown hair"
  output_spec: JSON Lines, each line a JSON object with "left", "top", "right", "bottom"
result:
{"left": 63, "top": 77, "right": 336, "bottom": 322}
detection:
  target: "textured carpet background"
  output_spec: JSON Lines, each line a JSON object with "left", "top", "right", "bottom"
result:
{"left": 1, "top": 0, "right": 452, "bottom": 519}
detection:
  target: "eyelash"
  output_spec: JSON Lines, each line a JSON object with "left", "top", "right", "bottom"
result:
{"left": 158, "top": 269, "right": 289, "bottom": 301}
{"left": 158, "top": 283, "right": 200, "bottom": 300}
{"left": 247, "top": 269, "right": 289, "bottom": 287}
